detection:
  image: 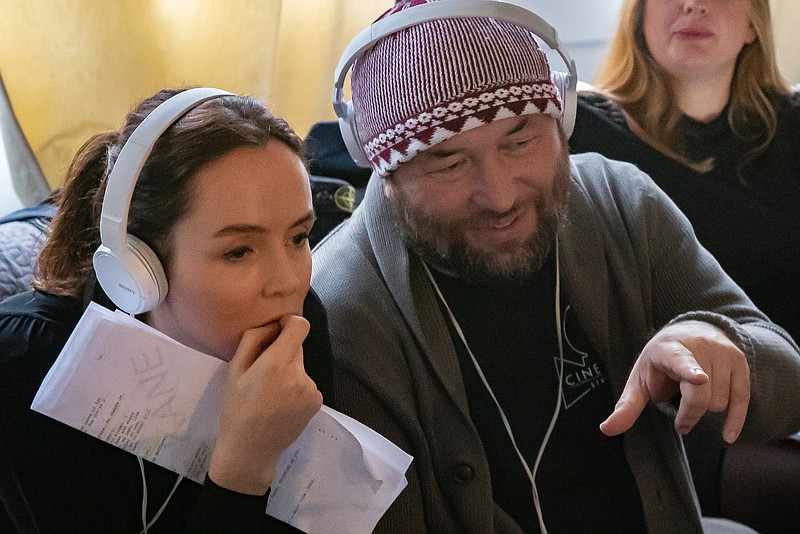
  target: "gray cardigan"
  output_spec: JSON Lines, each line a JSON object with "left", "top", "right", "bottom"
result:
{"left": 311, "top": 153, "right": 800, "bottom": 533}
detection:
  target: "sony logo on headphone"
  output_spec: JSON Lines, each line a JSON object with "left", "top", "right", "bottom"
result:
{"left": 118, "top": 283, "right": 136, "bottom": 295}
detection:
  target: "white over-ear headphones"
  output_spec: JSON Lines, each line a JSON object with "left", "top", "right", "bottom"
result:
{"left": 332, "top": 0, "right": 578, "bottom": 169}
{"left": 93, "top": 87, "right": 233, "bottom": 315}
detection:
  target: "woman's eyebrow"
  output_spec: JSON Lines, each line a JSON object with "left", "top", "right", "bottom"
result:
{"left": 213, "top": 224, "right": 266, "bottom": 237}
{"left": 291, "top": 211, "right": 316, "bottom": 228}
{"left": 212, "top": 210, "right": 315, "bottom": 237}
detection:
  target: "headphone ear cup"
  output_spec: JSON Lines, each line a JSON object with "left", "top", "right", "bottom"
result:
{"left": 92, "top": 234, "right": 168, "bottom": 315}
{"left": 127, "top": 234, "right": 168, "bottom": 310}
{"left": 551, "top": 70, "right": 577, "bottom": 139}
{"left": 338, "top": 102, "right": 372, "bottom": 169}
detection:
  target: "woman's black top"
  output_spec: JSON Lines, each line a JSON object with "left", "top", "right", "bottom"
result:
{"left": 571, "top": 91, "right": 800, "bottom": 344}
{"left": 0, "top": 289, "right": 333, "bottom": 533}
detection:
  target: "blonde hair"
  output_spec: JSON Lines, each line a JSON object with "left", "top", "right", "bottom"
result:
{"left": 592, "top": 0, "right": 790, "bottom": 176}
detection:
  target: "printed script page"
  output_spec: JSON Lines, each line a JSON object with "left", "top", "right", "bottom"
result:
{"left": 31, "top": 302, "right": 412, "bottom": 533}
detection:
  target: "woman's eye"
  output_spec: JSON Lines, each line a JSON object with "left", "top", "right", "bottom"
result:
{"left": 223, "top": 247, "right": 252, "bottom": 261}
{"left": 292, "top": 232, "right": 310, "bottom": 247}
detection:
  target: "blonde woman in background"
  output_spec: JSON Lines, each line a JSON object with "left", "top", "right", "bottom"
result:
{"left": 572, "top": 0, "right": 799, "bottom": 341}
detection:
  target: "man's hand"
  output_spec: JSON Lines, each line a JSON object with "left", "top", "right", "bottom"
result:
{"left": 600, "top": 320, "right": 750, "bottom": 444}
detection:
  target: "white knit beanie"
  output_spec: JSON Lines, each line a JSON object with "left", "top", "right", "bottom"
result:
{"left": 351, "top": 0, "right": 563, "bottom": 177}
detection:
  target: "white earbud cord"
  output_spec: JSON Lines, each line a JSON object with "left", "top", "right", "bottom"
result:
{"left": 422, "top": 236, "right": 565, "bottom": 534}
{"left": 127, "top": 308, "right": 183, "bottom": 534}
{"left": 137, "top": 456, "right": 184, "bottom": 533}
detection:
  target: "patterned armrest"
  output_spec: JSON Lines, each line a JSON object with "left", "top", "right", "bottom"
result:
{"left": 0, "top": 201, "right": 55, "bottom": 301}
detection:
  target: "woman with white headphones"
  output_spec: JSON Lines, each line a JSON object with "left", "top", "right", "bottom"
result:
{"left": 0, "top": 88, "right": 327, "bottom": 532}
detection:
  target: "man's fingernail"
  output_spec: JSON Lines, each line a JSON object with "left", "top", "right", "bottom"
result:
{"left": 724, "top": 429, "right": 739, "bottom": 444}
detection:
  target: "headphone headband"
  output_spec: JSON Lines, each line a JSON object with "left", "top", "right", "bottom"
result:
{"left": 94, "top": 87, "right": 233, "bottom": 314}
{"left": 99, "top": 88, "right": 233, "bottom": 255}
{"left": 333, "top": 1, "right": 573, "bottom": 102}
{"left": 332, "top": 0, "right": 578, "bottom": 169}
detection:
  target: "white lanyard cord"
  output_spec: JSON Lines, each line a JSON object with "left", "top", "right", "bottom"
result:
{"left": 421, "top": 236, "right": 565, "bottom": 534}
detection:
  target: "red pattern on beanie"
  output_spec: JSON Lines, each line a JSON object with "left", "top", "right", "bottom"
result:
{"left": 351, "top": 0, "right": 563, "bottom": 176}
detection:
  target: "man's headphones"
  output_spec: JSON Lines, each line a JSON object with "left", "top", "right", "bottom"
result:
{"left": 92, "top": 87, "right": 233, "bottom": 315}
{"left": 332, "top": 0, "right": 578, "bottom": 169}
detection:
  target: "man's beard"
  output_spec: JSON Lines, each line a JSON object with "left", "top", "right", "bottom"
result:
{"left": 388, "top": 152, "right": 571, "bottom": 283}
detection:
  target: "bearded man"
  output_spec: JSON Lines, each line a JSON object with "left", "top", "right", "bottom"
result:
{"left": 311, "top": 1, "right": 800, "bottom": 533}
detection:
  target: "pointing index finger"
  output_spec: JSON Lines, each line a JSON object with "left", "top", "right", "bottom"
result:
{"left": 600, "top": 380, "right": 649, "bottom": 437}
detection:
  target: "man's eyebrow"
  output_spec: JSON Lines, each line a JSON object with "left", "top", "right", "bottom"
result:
{"left": 422, "top": 117, "right": 532, "bottom": 159}
{"left": 505, "top": 116, "right": 530, "bottom": 136}
{"left": 424, "top": 146, "right": 463, "bottom": 159}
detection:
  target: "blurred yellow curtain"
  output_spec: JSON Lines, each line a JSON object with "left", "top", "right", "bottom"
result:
{"left": 0, "top": 0, "right": 391, "bottom": 188}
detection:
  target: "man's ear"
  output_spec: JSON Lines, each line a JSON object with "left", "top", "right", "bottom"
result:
{"left": 382, "top": 174, "right": 396, "bottom": 201}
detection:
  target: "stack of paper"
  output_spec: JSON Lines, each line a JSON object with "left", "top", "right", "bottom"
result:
{"left": 32, "top": 302, "right": 412, "bottom": 534}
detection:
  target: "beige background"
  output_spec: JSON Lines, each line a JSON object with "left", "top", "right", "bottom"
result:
{"left": 0, "top": 0, "right": 797, "bottom": 189}
{"left": 0, "top": 0, "right": 392, "bottom": 187}
{"left": 769, "top": 0, "right": 800, "bottom": 85}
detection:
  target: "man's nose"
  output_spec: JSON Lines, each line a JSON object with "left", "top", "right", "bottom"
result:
{"left": 470, "top": 157, "right": 517, "bottom": 214}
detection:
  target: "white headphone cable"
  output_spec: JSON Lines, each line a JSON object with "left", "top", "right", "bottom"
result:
{"left": 126, "top": 308, "right": 184, "bottom": 534}
{"left": 137, "top": 455, "right": 184, "bottom": 534}
{"left": 421, "top": 236, "right": 565, "bottom": 534}
{"left": 532, "top": 235, "right": 565, "bottom": 531}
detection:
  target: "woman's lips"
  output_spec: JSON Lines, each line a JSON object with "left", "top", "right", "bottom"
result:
{"left": 676, "top": 27, "right": 713, "bottom": 39}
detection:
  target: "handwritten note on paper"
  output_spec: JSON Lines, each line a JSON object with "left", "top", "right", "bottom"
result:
{"left": 31, "top": 302, "right": 413, "bottom": 533}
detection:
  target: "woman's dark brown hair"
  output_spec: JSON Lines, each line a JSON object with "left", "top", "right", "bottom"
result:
{"left": 34, "top": 88, "right": 305, "bottom": 299}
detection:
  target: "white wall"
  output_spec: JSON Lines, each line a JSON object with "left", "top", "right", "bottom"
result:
{"left": 514, "top": 0, "right": 624, "bottom": 82}
{"left": 770, "top": 0, "right": 800, "bottom": 85}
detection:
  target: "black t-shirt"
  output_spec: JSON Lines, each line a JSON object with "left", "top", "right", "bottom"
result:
{"left": 429, "top": 255, "right": 646, "bottom": 533}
